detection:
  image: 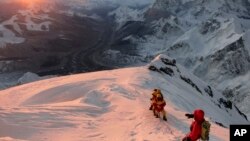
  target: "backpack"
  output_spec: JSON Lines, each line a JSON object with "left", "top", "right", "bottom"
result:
{"left": 201, "top": 120, "right": 211, "bottom": 141}
{"left": 156, "top": 92, "right": 164, "bottom": 100}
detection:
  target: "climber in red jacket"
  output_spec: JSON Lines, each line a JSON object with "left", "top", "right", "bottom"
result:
{"left": 182, "top": 109, "right": 205, "bottom": 141}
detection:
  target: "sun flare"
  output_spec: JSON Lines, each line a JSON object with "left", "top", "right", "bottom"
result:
{"left": 20, "top": 0, "right": 42, "bottom": 5}
{"left": 17, "top": 0, "right": 44, "bottom": 7}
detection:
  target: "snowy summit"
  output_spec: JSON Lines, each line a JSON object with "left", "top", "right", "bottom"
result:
{"left": 0, "top": 55, "right": 248, "bottom": 141}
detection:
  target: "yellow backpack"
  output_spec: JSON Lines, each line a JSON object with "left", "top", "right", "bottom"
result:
{"left": 201, "top": 120, "right": 211, "bottom": 141}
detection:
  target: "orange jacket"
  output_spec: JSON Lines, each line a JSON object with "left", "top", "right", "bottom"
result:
{"left": 153, "top": 100, "right": 166, "bottom": 112}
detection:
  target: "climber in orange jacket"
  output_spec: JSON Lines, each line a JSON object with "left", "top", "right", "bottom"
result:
{"left": 153, "top": 92, "right": 167, "bottom": 121}
{"left": 149, "top": 89, "right": 159, "bottom": 110}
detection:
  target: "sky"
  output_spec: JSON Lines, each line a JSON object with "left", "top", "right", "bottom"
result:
{"left": 60, "top": 0, "right": 155, "bottom": 6}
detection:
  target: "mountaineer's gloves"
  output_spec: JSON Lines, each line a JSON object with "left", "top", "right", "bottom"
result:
{"left": 185, "top": 113, "right": 194, "bottom": 119}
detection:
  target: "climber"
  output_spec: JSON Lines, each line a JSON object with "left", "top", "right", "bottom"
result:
{"left": 153, "top": 91, "right": 167, "bottom": 121}
{"left": 182, "top": 109, "right": 210, "bottom": 141}
{"left": 149, "top": 89, "right": 158, "bottom": 110}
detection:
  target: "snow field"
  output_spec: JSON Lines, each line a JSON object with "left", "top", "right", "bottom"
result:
{"left": 0, "top": 55, "right": 247, "bottom": 140}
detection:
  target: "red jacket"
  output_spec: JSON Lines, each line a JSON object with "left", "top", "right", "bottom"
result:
{"left": 153, "top": 100, "right": 166, "bottom": 112}
{"left": 187, "top": 109, "right": 205, "bottom": 141}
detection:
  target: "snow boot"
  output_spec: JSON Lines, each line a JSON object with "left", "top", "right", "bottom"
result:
{"left": 163, "top": 116, "right": 167, "bottom": 121}
{"left": 153, "top": 109, "right": 156, "bottom": 115}
{"left": 155, "top": 113, "right": 159, "bottom": 118}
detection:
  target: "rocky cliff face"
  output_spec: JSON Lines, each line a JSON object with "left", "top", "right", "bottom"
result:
{"left": 108, "top": 0, "right": 250, "bottom": 118}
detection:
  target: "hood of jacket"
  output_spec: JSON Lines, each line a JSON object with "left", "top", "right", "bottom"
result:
{"left": 193, "top": 109, "right": 205, "bottom": 123}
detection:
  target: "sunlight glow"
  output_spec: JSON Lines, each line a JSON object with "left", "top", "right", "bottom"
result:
{"left": 12, "top": 0, "right": 46, "bottom": 7}
{"left": 17, "top": 0, "right": 44, "bottom": 7}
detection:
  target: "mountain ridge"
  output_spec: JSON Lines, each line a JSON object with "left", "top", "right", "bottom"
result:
{"left": 0, "top": 54, "right": 247, "bottom": 141}
{"left": 107, "top": 0, "right": 250, "bottom": 118}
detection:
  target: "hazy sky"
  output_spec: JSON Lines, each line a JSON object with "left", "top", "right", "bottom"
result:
{"left": 69, "top": 0, "right": 155, "bottom": 6}
{"left": 101, "top": 0, "right": 154, "bottom": 5}
{"left": 0, "top": 0, "right": 155, "bottom": 6}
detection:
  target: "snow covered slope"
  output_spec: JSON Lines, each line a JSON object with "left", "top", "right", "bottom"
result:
{"left": 0, "top": 55, "right": 247, "bottom": 141}
{"left": 109, "top": 6, "right": 149, "bottom": 29}
{"left": 107, "top": 0, "right": 250, "bottom": 118}
{"left": 0, "top": 8, "right": 53, "bottom": 48}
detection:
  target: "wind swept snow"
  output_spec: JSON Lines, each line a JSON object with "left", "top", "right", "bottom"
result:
{"left": 0, "top": 55, "right": 248, "bottom": 141}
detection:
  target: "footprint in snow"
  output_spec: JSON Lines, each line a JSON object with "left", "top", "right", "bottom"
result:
{"left": 130, "top": 131, "right": 137, "bottom": 136}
